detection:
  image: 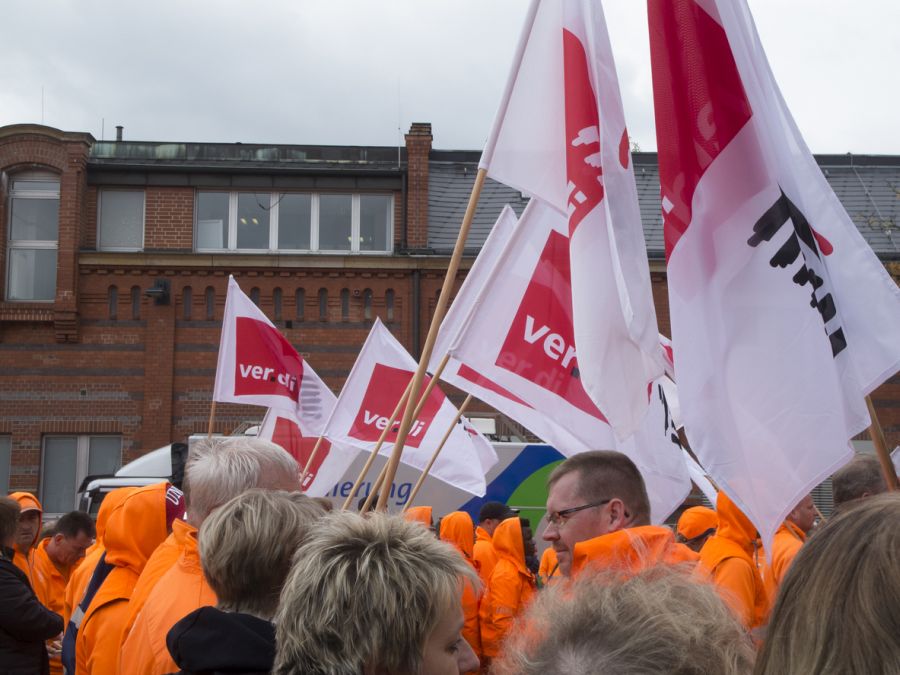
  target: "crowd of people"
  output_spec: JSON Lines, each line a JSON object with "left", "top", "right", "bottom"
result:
{"left": 1, "top": 438, "right": 897, "bottom": 674}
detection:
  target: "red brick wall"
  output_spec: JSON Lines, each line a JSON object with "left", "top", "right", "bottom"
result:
{"left": 144, "top": 187, "right": 194, "bottom": 250}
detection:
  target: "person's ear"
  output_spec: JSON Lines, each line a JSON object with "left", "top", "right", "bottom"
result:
{"left": 607, "top": 498, "right": 630, "bottom": 530}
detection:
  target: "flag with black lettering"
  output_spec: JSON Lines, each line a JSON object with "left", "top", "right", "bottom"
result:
{"left": 648, "top": 0, "right": 900, "bottom": 548}
{"left": 213, "top": 276, "right": 335, "bottom": 437}
{"left": 321, "top": 319, "right": 496, "bottom": 496}
{"left": 480, "top": 0, "right": 664, "bottom": 439}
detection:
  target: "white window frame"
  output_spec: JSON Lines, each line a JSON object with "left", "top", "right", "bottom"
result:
{"left": 5, "top": 171, "right": 59, "bottom": 302}
{"left": 194, "top": 190, "right": 393, "bottom": 255}
{"left": 97, "top": 189, "right": 146, "bottom": 251}
{"left": 40, "top": 435, "right": 122, "bottom": 515}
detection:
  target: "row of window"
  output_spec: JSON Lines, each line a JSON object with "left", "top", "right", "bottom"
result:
{"left": 103, "top": 285, "right": 397, "bottom": 322}
{"left": 5, "top": 171, "right": 395, "bottom": 302}
{"left": 0, "top": 435, "right": 121, "bottom": 515}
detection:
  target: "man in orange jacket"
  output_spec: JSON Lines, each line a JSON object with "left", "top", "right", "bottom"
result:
{"left": 543, "top": 451, "right": 697, "bottom": 579}
{"left": 75, "top": 482, "right": 184, "bottom": 675}
{"left": 473, "top": 502, "right": 513, "bottom": 587}
{"left": 699, "top": 492, "right": 769, "bottom": 632}
{"left": 761, "top": 494, "right": 816, "bottom": 600}
{"left": 439, "top": 511, "right": 482, "bottom": 659}
{"left": 119, "top": 436, "right": 301, "bottom": 675}
{"left": 9, "top": 491, "right": 42, "bottom": 584}
{"left": 31, "top": 511, "right": 95, "bottom": 675}
{"left": 479, "top": 516, "right": 536, "bottom": 662}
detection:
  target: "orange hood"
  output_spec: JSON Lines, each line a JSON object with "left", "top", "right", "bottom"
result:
{"left": 94, "top": 486, "right": 138, "bottom": 548}
{"left": 103, "top": 482, "right": 171, "bottom": 575}
{"left": 404, "top": 506, "right": 433, "bottom": 527}
{"left": 677, "top": 506, "right": 718, "bottom": 540}
{"left": 571, "top": 525, "right": 698, "bottom": 576}
{"left": 492, "top": 517, "right": 529, "bottom": 576}
{"left": 9, "top": 491, "right": 42, "bottom": 548}
{"left": 440, "top": 511, "right": 475, "bottom": 559}
{"left": 700, "top": 492, "right": 759, "bottom": 570}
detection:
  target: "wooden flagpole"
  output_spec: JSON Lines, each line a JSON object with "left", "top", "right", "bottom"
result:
{"left": 402, "top": 394, "right": 473, "bottom": 512}
{"left": 298, "top": 434, "right": 326, "bottom": 490}
{"left": 865, "top": 395, "right": 899, "bottom": 491}
{"left": 376, "top": 170, "right": 487, "bottom": 511}
{"left": 207, "top": 401, "right": 217, "bottom": 438}
{"left": 344, "top": 354, "right": 452, "bottom": 510}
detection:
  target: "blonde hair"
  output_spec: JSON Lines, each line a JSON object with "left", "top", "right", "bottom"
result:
{"left": 755, "top": 492, "right": 900, "bottom": 675}
{"left": 493, "top": 566, "right": 754, "bottom": 675}
{"left": 273, "top": 511, "right": 477, "bottom": 675}
{"left": 185, "top": 436, "right": 300, "bottom": 525}
{"left": 198, "top": 489, "right": 324, "bottom": 618}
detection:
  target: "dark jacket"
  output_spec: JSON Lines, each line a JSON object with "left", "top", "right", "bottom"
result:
{"left": 0, "top": 546, "right": 64, "bottom": 675}
{"left": 165, "top": 606, "right": 275, "bottom": 675}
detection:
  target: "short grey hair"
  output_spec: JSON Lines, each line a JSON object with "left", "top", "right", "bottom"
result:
{"left": 273, "top": 511, "right": 477, "bottom": 675}
{"left": 493, "top": 566, "right": 755, "bottom": 675}
{"left": 198, "top": 489, "right": 324, "bottom": 619}
{"left": 184, "top": 436, "right": 300, "bottom": 525}
{"left": 831, "top": 454, "right": 887, "bottom": 510}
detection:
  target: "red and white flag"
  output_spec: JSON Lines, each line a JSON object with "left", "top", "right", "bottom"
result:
{"left": 213, "top": 276, "right": 336, "bottom": 434}
{"left": 648, "top": 0, "right": 900, "bottom": 547}
{"left": 322, "top": 319, "right": 497, "bottom": 496}
{"left": 258, "top": 409, "right": 358, "bottom": 497}
{"left": 448, "top": 199, "right": 690, "bottom": 522}
{"left": 480, "top": 0, "right": 664, "bottom": 438}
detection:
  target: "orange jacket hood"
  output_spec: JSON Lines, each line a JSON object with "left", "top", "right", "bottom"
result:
{"left": 701, "top": 492, "right": 759, "bottom": 567}
{"left": 492, "top": 517, "right": 529, "bottom": 576}
{"left": 571, "top": 525, "right": 698, "bottom": 576}
{"left": 103, "top": 482, "right": 171, "bottom": 575}
{"left": 677, "top": 506, "right": 718, "bottom": 540}
{"left": 404, "top": 505, "right": 433, "bottom": 527}
{"left": 9, "top": 491, "right": 43, "bottom": 548}
{"left": 93, "top": 486, "right": 138, "bottom": 549}
{"left": 440, "top": 511, "right": 475, "bottom": 559}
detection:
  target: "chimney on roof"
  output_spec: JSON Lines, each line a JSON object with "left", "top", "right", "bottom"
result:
{"left": 115, "top": 125, "right": 123, "bottom": 142}
{"left": 405, "top": 123, "right": 433, "bottom": 250}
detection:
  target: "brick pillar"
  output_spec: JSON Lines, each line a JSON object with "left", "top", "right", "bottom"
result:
{"left": 405, "top": 123, "right": 432, "bottom": 250}
{"left": 141, "top": 282, "right": 175, "bottom": 449}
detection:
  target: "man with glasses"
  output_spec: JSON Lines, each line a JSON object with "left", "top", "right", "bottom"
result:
{"left": 543, "top": 451, "right": 697, "bottom": 577}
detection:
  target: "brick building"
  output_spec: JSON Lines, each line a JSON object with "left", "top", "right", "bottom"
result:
{"left": 1, "top": 122, "right": 898, "bottom": 513}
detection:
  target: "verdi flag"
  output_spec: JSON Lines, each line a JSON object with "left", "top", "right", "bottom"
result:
{"left": 449, "top": 199, "right": 690, "bottom": 522}
{"left": 321, "top": 319, "right": 497, "bottom": 497}
{"left": 213, "top": 276, "right": 335, "bottom": 434}
{"left": 648, "top": 0, "right": 900, "bottom": 548}
{"left": 480, "top": 0, "right": 664, "bottom": 439}
{"left": 258, "top": 409, "right": 358, "bottom": 497}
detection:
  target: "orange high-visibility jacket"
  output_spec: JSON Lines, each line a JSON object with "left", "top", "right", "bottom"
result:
{"left": 570, "top": 525, "right": 699, "bottom": 577}
{"left": 440, "top": 511, "right": 482, "bottom": 657}
{"left": 76, "top": 482, "right": 170, "bottom": 675}
{"left": 403, "top": 505, "right": 433, "bottom": 527}
{"left": 473, "top": 526, "right": 498, "bottom": 586}
{"left": 118, "top": 518, "right": 190, "bottom": 647}
{"left": 676, "top": 506, "right": 718, "bottom": 541}
{"left": 65, "top": 487, "right": 138, "bottom": 625}
{"left": 760, "top": 520, "right": 806, "bottom": 601}
{"left": 32, "top": 537, "right": 78, "bottom": 675}
{"left": 9, "top": 491, "right": 42, "bottom": 585}
{"left": 479, "top": 517, "right": 535, "bottom": 659}
{"left": 538, "top": 547, "right": 559, "bottom": 586}
{"left": 699, "top": 493, "right": 769, "bottom": 630}
{"left": 118, "top": 518, "right": 216, "bottom": 675}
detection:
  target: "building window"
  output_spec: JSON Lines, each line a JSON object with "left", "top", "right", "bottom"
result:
{"left": 108, "top": 286, "right": 118, "bottom": 320}
{"left": 6, "top": 172, "right": 59, "bottom": 301}
{"left": 131, "top": 286, "right": 141, "bottom": 320}
{"left": 98, "top": 190, "right": 144, "bottom": 250}
{"left": 194, "top": 191, "right": 392, "bottom": 254}
{"left": 41, "top": 435, "right": 122, "bottom": 514}
{"left": 386, "top": 289, "right": 395, "bottom": 322}
{"left": 206, "top": 286, "right": 216, "bottom": 320}
{"left": 363, "top": 288, "right": 373, "bottom": 321}
{"left": 318, "top": 288, "right": 328, "bottom": 321}
{"left": 0, "top": 436, "right": 10, "bottom": 495}
{"left": 273, "top": 287, "right": 283, "bottom": 320}
{"left": 183, "top": 286, "right": 192, "bottom": 320}
{"left": 250, "top": 287, "right": 261, "bottom": 306}
{"left": 295, "top": 288, "right": 305, "bottom": 321}
{"left": 340, "top": 288, "right": 350, "bottom": 321}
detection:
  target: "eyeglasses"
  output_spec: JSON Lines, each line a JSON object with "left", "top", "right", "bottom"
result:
{"left": 546, "top": 499, "right": 611, "bottom": 527}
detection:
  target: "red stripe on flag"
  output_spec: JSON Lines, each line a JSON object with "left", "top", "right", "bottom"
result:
{"left": 648, "top": 0, "right": 753, "bottom": 261}
{"left": 457, "top": 363, "right": 532, "bottom": 408}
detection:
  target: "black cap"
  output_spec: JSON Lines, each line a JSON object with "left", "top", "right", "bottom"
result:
{"left": 479, "top": 501, "right": 515, "bottom": 522}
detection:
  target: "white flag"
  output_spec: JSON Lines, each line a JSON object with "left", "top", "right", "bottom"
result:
{"left": 481, "top": 0, "right": 664, "bottom": 438}
{"left": 648, "top": 0, "right": 900, "bottom": 548}
{"left": 258, "top": 409, "right": 358, "bottom": 497}
{"left": 449, "top": 200, "right": 689, "bottom": 522}
{"left": 322, "top": 319, "right": 497, "bottom": 496}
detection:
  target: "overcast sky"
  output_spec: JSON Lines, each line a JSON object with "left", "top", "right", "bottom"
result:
{"left": 2, "top": 1, "right": 897, "bottom": 153}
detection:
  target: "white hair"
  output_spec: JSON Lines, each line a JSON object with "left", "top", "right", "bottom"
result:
{"left": 184, "top": 436, "right": 300, "bottom": 526}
